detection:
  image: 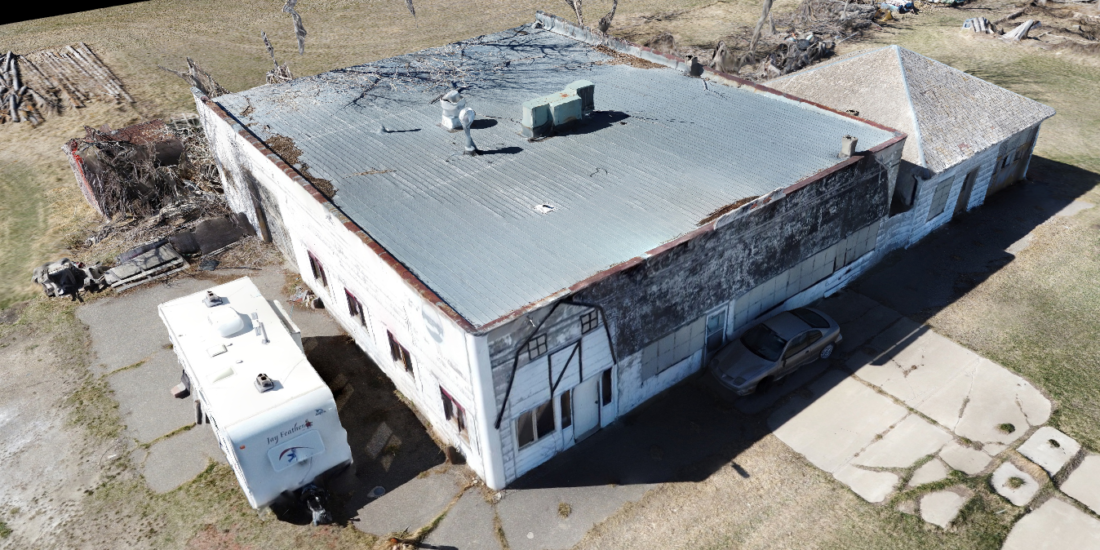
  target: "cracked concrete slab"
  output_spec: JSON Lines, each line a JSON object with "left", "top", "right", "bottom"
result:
{"left": 851, "top": 414, "right": 953, "bottom": 469}
{"left": 770, "top": 369, "right": 908, "bottom": 473}
{"left": 849, "top": 329, "right": 981, "bottom": 429}
{"left": 1019, "top": 427, "right": 1081, "bottom": 476}
{"left": 107, "top": 349, "right": 195, "bottom": 444}
{"left": 496, "top": 484, "right": 651, "bottom": 550}
{"left": 142, "top": 426, "right": 226, "bottom": 493}
{"left": 354, "top": 468, "right": 465, "bottom": 536}
{"left": 816, "top": 295, "right": 901, "bottom": 354}
{"left": 953, "top": 359, "right": 1048, "bottom": 447}
{"left": 938, "top": 442, "right": 992, "bottom": 475}
{"left": 1002, "top": 498, "right": 1100, "bottom": 550}
{"left": 423, "top": 488, "right": 501, "bottom": 550}
{"left": 992, "top": 462, "right": 1041, "bottom": 507}
{"left": 833, "top": 464, "right": 898, "bottom": 503}
{"left": 920, "top": 486, "right": 972, "bottom": 528}
{"left": 1062, "top": 454, "right": 1100, "bottom": 516}
{"left": 908, "top": 458, "right": 950, "bottom": 488}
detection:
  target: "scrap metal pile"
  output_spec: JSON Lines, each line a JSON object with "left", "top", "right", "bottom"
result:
{"left": 0, "top": 43, "right": 132, "bottom": 125}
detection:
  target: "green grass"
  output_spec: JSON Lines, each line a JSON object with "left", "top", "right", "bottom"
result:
{"left": 0, "top": 519, "right": 11, "bottom": 539}
{"left": 0, "top": 162, "right": 49, "bottom": 310}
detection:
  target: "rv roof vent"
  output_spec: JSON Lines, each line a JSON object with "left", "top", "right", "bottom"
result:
{"left": 254, "top": 373, "right": 275, "bottom": 393}
{"left": 440, "top": 90, "right": 465, "bottom": 130}
{"left": 203, "top": 290, "right": 223, "bottom": 308}
{"left": 208, "top": 307, "right": 245, "bottom": 338}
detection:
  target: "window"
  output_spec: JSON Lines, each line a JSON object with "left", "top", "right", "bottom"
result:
{"left": 640, "top": 316, "right": 706, "bottom": 379}
{"left": 926, "top": 177, "right": 953, "bottom": 222}
{"left": 440, "top": 387, "right": 467, "bottom": 436}
{"left": 345, "top": 289, "right": 366, "bottom": 326}
{"left": 560, "top": 392, "right": 572, "bottom": 429}
{"left": 388, "top": 331, "right": 413, "bottom": 376}
{"left": 791, "top": 308, "right": 830, "bottom": 329}
{"left": 307, "top": 251, "right": 327, "bottom": 287}
{"left": 705, "top": 311, "right": 726, "bottom": 352}
{"left": 526, "top": 334, "right": 548, "bottom": 360}
{"left": 580, "top": 310, "right": 600, "bottom": 334}
{"left": 516, "top": 400, "right": 555, "bottom": 449}
{"left": 601, "top": 369, "right": 613, "bottom": 406}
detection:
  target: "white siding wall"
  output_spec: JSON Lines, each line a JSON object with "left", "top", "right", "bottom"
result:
{"left": 196, "top": 97, "right": 496, "bottom": 482}
{"left": 496, "top": 329, "right": 615, "bottom": 483}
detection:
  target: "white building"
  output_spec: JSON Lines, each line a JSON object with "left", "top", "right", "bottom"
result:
{"left": 191, "top": 13, "right": 1056, "bottom": 490}
{"left": 767, "top": 45, "right": 1055, "bottom": 255}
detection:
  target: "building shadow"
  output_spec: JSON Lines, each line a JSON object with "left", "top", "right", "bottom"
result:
{"left": 509, "top": 156, "right": 1098, "bottom": 490}
{"left": 852, "top": 156, "right": 1098, "bottom": 322}
{"left": 302, "top": 335, "right": 445, "bottom": 522}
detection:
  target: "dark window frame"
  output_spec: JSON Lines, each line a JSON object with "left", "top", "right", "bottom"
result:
{"left": 560, "top": 391, "right": 572, "bottom": 429}
{"left": 345, "top": 288, "right": 366, "bottom": 326}
{"left": 388, "top": 331, "right": 414, "bottom": 376}
{"left": 516, "top": 400, "right": 556, "bottom": 450}
{"left": 526, "top": 334, "right": 549, "bottom": 360}
{"left": 307, "top": 251, "right": 328, "bottom": 287}
{"left": 580, "top": 310, "right": 600, "bottom": 334}
{"left": 440, "top": 387, "right": 468, "bottom": 437}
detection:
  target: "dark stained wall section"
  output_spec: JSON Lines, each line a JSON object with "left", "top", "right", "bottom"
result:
{"left": 574, "top": 152, "right": 892, "bottom": 358}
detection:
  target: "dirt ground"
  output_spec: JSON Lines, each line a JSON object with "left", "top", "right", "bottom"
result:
{"left": 1, "top": 0, "right": 1099, "bottom": 548}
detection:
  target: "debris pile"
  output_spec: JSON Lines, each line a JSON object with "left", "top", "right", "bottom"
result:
{"left": 963, "top": 17, "right": 997, "bottom": 34}
{"left": 31, "top": 259, "right": 106, "bottom": 301}
{"left": 66, "top": 117, "right": 222, "bottom": 219}
{"left": 262, "top": 32, "right": 294, "bottom": 85}
{"left": 159, "top": 58, "right": 229, "bottom": 98}
{"left": 760, "top": 33, "right": 837, "bottom": 78}
{"left": 1, "top": 43, "right": 132, "bottom": 125}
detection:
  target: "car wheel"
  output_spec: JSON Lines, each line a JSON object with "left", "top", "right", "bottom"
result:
{"left": 755, "top": 376, "right": 774, "bottom": 394}
{"left": 820, "top": 343, "right": 835, "bottom": 360}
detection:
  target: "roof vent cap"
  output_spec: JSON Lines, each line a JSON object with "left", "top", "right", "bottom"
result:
{"left": 440, "top": 90, "right": 465, "bottom": 130}
{"left": 203, "top": 290, "right": 223, "bottom": 308}
{"left": 254, "top": 373, "right": 275, "bottom": 393}
{"left": 840, "top": 135, "right": 858, "bottom": 159}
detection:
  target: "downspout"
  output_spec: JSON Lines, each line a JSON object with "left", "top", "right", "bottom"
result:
{"left": 467, "top": 332, "right": 506, "bottom": 490}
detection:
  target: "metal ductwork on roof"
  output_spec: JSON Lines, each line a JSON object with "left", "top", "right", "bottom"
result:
{"left": 521, "top": 80, "right": 595, "bottom": 138}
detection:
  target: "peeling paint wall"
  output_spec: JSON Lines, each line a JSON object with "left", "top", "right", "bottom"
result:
{"left": 196, "top": 95, "right": 499, "bottom": 484}
{"left": 486, "top": 140, "right": 904, "bottom": 483}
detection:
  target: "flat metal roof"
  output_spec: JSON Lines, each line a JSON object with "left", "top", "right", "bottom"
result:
{"left": 214, "top": 21, "right": 900, "bottom": 329}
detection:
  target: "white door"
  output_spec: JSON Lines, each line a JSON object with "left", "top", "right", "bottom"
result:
{"left": 572, "top": 376, "right": 600, "bottom": 441}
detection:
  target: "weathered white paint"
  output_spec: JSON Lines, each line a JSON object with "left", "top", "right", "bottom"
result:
{"left": 196, "top": 95, "right": 496, "bottom": 484}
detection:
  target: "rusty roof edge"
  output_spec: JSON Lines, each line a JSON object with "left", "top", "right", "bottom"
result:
{"left": 473, "top": 132, "right": 909, "bottom": 334}
{"left": 534, "top": 10, "right": 907, "bottom": 138}
{"left": 197, "top": 94, "right": 479, "bottom": 334}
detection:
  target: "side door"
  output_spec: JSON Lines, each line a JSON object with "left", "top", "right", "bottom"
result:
{"left": 780, "top": 330, "right": 822, "bottom": 375}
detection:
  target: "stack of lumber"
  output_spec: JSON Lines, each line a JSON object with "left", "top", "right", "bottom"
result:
{"left": 1, "top": 43, "right": 132, "bottom": 125}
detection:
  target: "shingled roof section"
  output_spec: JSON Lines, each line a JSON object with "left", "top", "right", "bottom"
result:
{"left": 767, "top": 45, "right": 1055, "bottom": 174}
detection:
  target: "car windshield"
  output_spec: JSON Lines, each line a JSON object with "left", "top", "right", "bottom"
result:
{"left": 740, "top": 324, "right": 787, "bottom": 362}
{"left": 791, "top": 308, "right": 830, "bottom": 329}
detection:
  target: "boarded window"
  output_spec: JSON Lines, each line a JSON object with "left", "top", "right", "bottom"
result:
{"left": 926, "top": 177, "right": 953, "bottom": 222}
{"left": 516, "top": 400, "right": 555, "bottom": 449}
{"left": 641, "top": 317, "right": 705, "bottom": 379}
{"left": 388, "top": 331, "right": 413, "bottom": 376}
{"left": 526, "top": 334, "right": 548, "bottom": 360}
{"left": 580, "top": 310, "right": 600, "bottom": 334}
{"left": 440, "top": 387, "right": 467, "bottom": 436}
{"left": 307, "top": 251, "right": 327, "bottom": 287}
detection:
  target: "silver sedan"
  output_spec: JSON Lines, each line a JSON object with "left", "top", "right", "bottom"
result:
{"left": 707, "top": 307, "right": 842, "bottom": 396}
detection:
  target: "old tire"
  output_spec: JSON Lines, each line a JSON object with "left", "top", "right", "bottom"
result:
{"left": 820, "top": 343, "right": 835, "bottom": 360}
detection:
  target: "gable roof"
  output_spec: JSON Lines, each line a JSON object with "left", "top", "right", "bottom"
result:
{"left": 212, "top": 20, "right": 901, "bottom": 331}
{"left": 767, "top": 45, "right": 1055, "bottom": 173}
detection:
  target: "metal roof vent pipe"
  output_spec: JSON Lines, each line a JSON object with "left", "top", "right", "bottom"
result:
{"left": 460, "top": 107, "right": 479, "bottom": 156}
{"left": 440, "top": 90, "right": 465, "bottom": 131}
{"left": 840, "top": 135, "right": 858, "bottom": 159}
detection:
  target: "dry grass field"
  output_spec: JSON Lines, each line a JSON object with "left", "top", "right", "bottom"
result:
{"left": 1, "top": 0, "right": 1099, "bottom": 548}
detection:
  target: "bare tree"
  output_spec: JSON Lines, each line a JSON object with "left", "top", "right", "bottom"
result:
{"left": 597, "top": 0, "right": 618, "bottom": 33}
{"left": 749, "top": 0, "right": 775, "bottom": 55}
{"left": 564, "top": 0, "right": 584, "bottom": 26}
{"left": 282, "top": 0, "right": 308, "bottom": 55}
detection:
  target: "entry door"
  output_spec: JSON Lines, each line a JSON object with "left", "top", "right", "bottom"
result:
{"left": 954, "top": 169, "right": 978, "bottom": 216}
{"left": 572, "top": 376, "right": 600, "bottom": 441}
{"left": 705, "top": 309, "right": 727, "bottom": 361}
